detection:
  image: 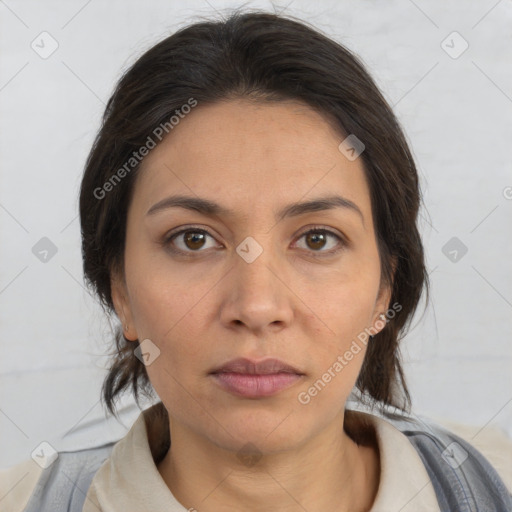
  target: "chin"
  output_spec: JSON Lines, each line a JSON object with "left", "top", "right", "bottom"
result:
{"left": 206, "top": 406, "right": 313, "bottom": 454}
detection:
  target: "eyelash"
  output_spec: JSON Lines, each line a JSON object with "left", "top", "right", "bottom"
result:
{"left": 162, "top": 224, "right": 347, "bottom": 258}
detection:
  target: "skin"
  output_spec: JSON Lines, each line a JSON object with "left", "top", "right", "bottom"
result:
{"left": 111, "top": 98, "right": 393, "bottom": 511}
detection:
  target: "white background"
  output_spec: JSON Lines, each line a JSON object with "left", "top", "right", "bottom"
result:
{"left": 1, "top": 0, "right": 511, "bottom": 469}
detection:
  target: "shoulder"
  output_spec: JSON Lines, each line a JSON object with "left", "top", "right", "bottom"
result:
{"left": 348, "top": 403, "right": 512, "bottom": 508}
{"left": 380, "top": 409, "right": 512, "bottom": 505}
{"left": 0, "top": 443, "right": 116, "bottom": 512}
{"left": 0, "top": 459, "right": 43, "bottom": 512}
{"left": 434, "top": 417, "right": 512, "bottom": 493}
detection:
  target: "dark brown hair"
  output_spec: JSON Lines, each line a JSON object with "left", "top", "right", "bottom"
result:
{"left": 79, "top": 9, "right": 429, "bottom": 418}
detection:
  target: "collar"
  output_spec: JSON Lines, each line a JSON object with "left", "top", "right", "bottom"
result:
{"left": 85, "top": 402, "right": 439, "bottom": 511}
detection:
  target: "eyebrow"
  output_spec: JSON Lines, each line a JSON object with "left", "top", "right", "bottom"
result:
{"left": 146, "top": 194, "right": 365, "bottom": 226}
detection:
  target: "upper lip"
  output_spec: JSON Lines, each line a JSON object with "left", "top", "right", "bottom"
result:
{"left": 210, "top": 357, "right": 304, "bottom": 375}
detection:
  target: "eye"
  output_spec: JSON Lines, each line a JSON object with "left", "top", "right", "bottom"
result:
{"left": 163, "top": 226, "right": 219, "bottom": 254}
{"left": 162, "top": 225, "right": 347, "bottom": 256}
{"left": 293, "top": 226, "right": 346, "bottom": 256}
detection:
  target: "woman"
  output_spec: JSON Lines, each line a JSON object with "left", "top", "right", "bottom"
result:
{"left": 2, "top": 9, "right": 511, "bottom": 512}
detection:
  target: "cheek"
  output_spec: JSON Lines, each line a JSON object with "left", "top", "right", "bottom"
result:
{"left": 295, "top": 270, "right": 381, "bottom": 405}
{"left": 124, "top": 252, "right": 218, "bottom": 368}
{"left": 124, "top": 240, "right": 197, "bottom": 327}
{"left": 305, "top": 256, "right": 381, "bottom": 344}
{"left": 295, "top": 280, "right": 379, "bottom": 409}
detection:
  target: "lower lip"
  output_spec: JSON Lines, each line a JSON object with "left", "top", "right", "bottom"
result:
{"left": 211, "top": 372, "right": 303, "bottom": 398}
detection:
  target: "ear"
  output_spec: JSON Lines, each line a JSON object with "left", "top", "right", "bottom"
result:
{"left": 370, "top": 255, "right": 397, "bottom": 334}
{"left": 110, "top": 271, "right": 138, "bottom": 341}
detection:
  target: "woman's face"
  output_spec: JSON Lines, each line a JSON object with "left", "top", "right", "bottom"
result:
{"left": 112, "top": 98, "right": 392, "bottom": 454}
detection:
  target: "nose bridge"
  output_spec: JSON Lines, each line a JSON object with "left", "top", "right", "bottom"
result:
{"left": 222, "top": 232, "right": 292, "bottom": 330}
{"left": 233, "top": 233, "right": 281, "bottom": 294}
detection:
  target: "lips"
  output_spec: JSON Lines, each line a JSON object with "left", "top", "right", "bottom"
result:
{"left": 209, "top": 357, "right": 304, "bottom": 376}
{"left": 209, "top": 357, "right": 305, "bottom": 398}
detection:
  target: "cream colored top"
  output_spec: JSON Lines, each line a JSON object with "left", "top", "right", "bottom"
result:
{"left": 1, "top": 406, "right": 511, "bottom": 511}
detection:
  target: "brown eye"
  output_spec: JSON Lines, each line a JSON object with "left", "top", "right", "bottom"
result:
{"left": 163, "top": 226, "right": 346, "bottom": 257}
{"left": 295, "top": 228, "right": 346, "bottom": 255}
{"left": 305, "top": 232, "right": 327, "bottom": 250}
{"left": 183, "top": 231, "right": 207, "bottom": 250}
{"left": 165, "top": 228, "right": 218, "bottom": 253}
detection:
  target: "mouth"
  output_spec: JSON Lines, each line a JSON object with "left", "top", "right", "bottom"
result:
{"left": 210, "top": 357, "right": 304, "bottom": 375}
{"left": 209, "top": 357, "right": 305, "bottom": 398}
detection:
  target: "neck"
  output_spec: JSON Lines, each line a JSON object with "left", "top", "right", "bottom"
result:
{"left": 155, "top": 409, "right": 380, "bottom": 512}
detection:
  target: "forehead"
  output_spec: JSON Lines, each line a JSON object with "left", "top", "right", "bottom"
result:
{"left": 131, "top": 99, "right": 372, "bottom": 224}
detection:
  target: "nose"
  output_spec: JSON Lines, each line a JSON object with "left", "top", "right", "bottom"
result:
{"left": 219, "top": 237, "right": 294, "bottom": 334}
